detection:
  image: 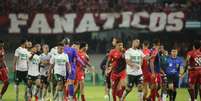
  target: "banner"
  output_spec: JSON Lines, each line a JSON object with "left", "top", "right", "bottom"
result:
{"left": 0, "top": 11, "right": 185, "bottom": 34}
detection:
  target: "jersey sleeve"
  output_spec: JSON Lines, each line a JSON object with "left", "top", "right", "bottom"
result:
{"left": 108, "top": 50, "right": 113, "bottom": 61}
{"left": 140, "top": 50, "right": 146, "bottom": 58}
{"left": 50, "top": 55, "right": 55, "bottom": 65}
{"left": 65, "top": 54, "right": 69, "bottom": 63}
{"left": 125, "top": 50, "right": 131, "bottom": 60}
{"left": 14, "top": 48, "right": 19, "bottom": 57}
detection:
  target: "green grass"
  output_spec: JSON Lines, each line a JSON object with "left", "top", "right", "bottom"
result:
{"left": 1, "top": 84, "right": 189, "bottom": 101}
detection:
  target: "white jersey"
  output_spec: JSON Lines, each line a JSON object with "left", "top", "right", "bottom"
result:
{"left": 40, "top": 53, "right": 51, "bottom": 76}
{"left": 125, "top": 48, "right": 145, "bottom": 76}
{"left": 14, "top": 47, "right": 29, "bottom": 71}
{"left": 28, "top": 54, "right": 40, "bottom": 76}
{"left": 50, "top": 52, "right": 69, "bottom": 76}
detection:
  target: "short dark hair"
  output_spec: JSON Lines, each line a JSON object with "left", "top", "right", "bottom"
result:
{"left": 20, "top": 38, "right": 27, "bottom": 45}
{"left": 143, "top": 40, "right": 149, "bottom": 46}
{"left": 116, "top": 39, "right": 123, "bottom": 44}
{"left": 80, "top": 42, "right": 87, "bottom": 49}
{"left": 57, "top": 42, "right": 64, "bottom": 47}
{"left": 193, "top": 40, "right": 200, "bottom": 49}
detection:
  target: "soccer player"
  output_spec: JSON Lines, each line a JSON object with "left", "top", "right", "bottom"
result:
{"left": 121, "top": 38, "right": 145, "bottom": 101}
{"left": 27, "top": 46, "right": 41, "bottom": 101}
{"left": 141, "top": 40, "right": 151, "bottom": 101}
{"left": 165, "top": 48, "right": 184, "bottom": 101}
{"left": 159, "top": 45, "right": 169, "bottom": 101}
{"left": 48, "top": 42, "right": 71, "bottom": 101}
{"left": 104, "top": 37, "right": 118, "bottom": 101}
{"left": 108, "top": 39, "right": 126, "bottom": 101}
{"left": 186, "top": 41, "right": 201, "bottom": 101}
{"left": 39, "top": 44, "right": 51, "bottom": 101}
{"left": 149, "top": 40, "right": 162, "bottom": 101}
{"left": 0, "top": 40, "right": 9, "bottom": 101}
{"left": 13, "top": 39, "right": 30, "bottom": 101}
{"left": 62, "top": 37, "right": 77, "bottom": 101}
{"left": 76, "top": 42, "right": 94, "bottom": 101}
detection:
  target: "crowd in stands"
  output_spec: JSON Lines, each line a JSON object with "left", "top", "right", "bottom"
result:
{"left": 0, "top": 0, "right": 201, "bottom": 19}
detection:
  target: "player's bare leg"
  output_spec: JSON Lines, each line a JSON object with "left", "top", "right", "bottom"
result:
{"left": 54, "top": 80, "right": 64, "bottom": 101}
{"left": 80, "top": 79, "right": 86, "bottom": 101}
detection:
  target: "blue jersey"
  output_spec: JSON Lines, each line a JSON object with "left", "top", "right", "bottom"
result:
{"left": 165, "top": 57, "right": 184, "bottom": 75}
{"left": 64, "top": 46, "right": 77, "bottom": 68}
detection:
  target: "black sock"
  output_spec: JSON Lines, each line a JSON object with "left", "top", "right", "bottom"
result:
{"left": 168, "top": 90, "right": 173, "bottom": 101}
{"left": 173, "top": 91, "right": 177, "bottom": 101}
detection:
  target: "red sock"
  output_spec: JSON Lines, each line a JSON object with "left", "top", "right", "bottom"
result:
{"left": 35, "top": 96, "right": 38, "bottom": 101}
{"left": 81, "top": 94, "right": 86, "bottom": 101}
{"left": 189, "top": 89, "right": 195, "bottom": 101}
{"left": 117, "top": 86, "right": 125, "bottom": 98}
{"left": 150, "top": 89, "right": 156, "bottom": 101}
{"left": 112, "top": 89, "right": 117, "bottom": 101}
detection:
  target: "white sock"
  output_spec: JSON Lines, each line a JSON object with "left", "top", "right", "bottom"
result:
{"left": 162, "top": 93, "right": 167, "bottom": 101}
{"left": 69, "top": 96, "right": 73, "bottom": 101}
{"left": 138, "top": 92, "right": 143, "bottom": 101}
{"left": 58, "top": 91, "right": 64, "bottom": 101}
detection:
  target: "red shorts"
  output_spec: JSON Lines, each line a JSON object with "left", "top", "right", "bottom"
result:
{"left": 111, "top": 70, "right": 126, "bottom": 81}
{"left": 150, "top": 73, "right": 162, "bottom": 84}
{"left": 0, "top": 67, "right": 8, "bottom": 82}
{"left": 188, "top": 68, "right": 201, "bottom": 85}
{"left": 143, "top": 72, "right": 151, "bottom": 83}
{"left": 76, "top": 70, "right": 85, "bottom": 81}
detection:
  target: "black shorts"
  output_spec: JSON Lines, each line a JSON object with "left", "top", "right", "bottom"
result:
{"left": 41, "top": 75, "right": 49, "bottom": 85}
{"left": 127, "top": 75, "right": 143, "bottom": 88}
{"left": 28, "top": 75, "right": 40, "bottom": 81}
{"left": 54, "top": 74, "right": 65, "bottom": 82}
{"left": 167, "top": 74, "right": 179, "bottom": 88}
{"left": 15, "top": 71, "right": 28, "bottom": 85}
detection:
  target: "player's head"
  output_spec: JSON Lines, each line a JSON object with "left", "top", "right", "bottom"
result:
{"left": 171, "top": 48, "right": 178, "bottom": 58}
{"left": 26, "top": 40, "right": 32, "bottom": 49}
{"left": 62, "top": 37, "right": 70, "bottom": 45}
{"left": 132, "top": 38, "right": 140, "bottom": 48}
{"left": 115, "top": 39, "right": 123, "bottom": 51}
{"left": 20, "top": 38, "right": 28, "bottom": 48}
{"left": 112, "top": 37, "right": 118, "bottom": 47}
{"left": 42, "top": 44, "right": 49, "bottom": 53}
{"left": 72, "top": 41, "right": 80, "bottom": 51}
{"left": 35, "top": 43, "right": 41, "bottom": 52}
{"left": 57, "top": 42, "right": 64, "bottom": 54}
{"left": 31, "top": 46, "right": 37, "bottom": 54}
{"left": 0, "top": 40, "right": 4, "bottom": 48}
{"left": 80, "top": 42, "right": 88, "bottom": 51}
{"left": 153, "top": 39, "right": 160, "bottom": 49}
{"left": 142, "top": 40, "right": 149, "bottom": 49}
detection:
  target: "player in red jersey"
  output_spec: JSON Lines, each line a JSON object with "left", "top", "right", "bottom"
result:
{"left": 149, "top": 40, "right": 162, "bottom": 101}
{"left": 75, "top": 42, "right": 94, "bottom": 101}
{"left": 142, "top": 41, "right": 151, "bottom": 101}
{"left": 186, "top": 41, "right": 201, "bottom": 101}
{"left": 107, "top": 39, "right": 126, "bottom": 101}
{"left": 0, "top": 40, "right": 9, "bottom": 101}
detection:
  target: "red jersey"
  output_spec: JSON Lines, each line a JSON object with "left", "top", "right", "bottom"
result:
{"left": 187, "top": 49, "right": 201, "bottom": 68}
{"left": 108, "top": 49, "right": 126, "bottom": 73}
{"left": 77, "top": 51, "right": 88, "bottom": 72}
{"left": 142, "top": 48, "right": 151, "bottom": 74}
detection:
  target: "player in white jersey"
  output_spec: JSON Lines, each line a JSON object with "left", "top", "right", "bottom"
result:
{"left": 39, "top": 44, "right": 51, "bottom": 101}
{"left": 27, "top": 46, "right": 41, "bottom": 101}
{"left": 121, "top": 38, "right": 145, "bottom": 101}
{"left": 13, "top": 39, "right": 30, "bottom": 101}
{"left": 48, "top": 43, "right": 71, "bottom": 101}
